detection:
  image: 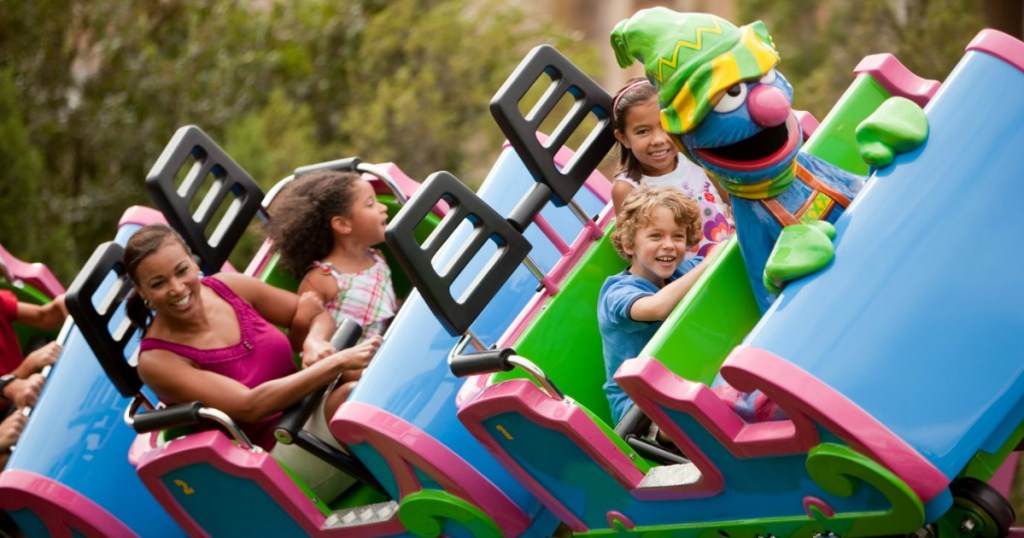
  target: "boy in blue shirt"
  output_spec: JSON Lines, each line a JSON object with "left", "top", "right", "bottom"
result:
{"left": 598, "top": 185, "right": 719, "bottom": 424}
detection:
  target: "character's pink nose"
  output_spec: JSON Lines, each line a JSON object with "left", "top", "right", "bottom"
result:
{"left": 748, "top": 85, "right": 790, "bottom": 127}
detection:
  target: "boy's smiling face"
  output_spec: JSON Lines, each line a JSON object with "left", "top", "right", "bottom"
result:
{"left": 625, "top": 206, "right": 689, "bottom": 285}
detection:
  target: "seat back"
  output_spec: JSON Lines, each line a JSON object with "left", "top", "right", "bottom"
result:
{"left": 65, "top": 241, "right": 141, "bottom": 398}
{"left": 145, "top": 125, "right": 264, "bottom": 276}
{"left": 497, "top": 229, "right": 622, "bottom": 422}
{"left": 387, "top": 44, "right": 614, "bottom": 338}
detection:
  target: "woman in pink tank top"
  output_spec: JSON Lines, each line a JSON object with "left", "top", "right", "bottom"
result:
{"left": 123, "top": 224, "right": 380, "bottom": 450}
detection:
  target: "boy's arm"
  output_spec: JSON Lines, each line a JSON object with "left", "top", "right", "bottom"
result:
{"left": 16, "top": 294, "right": 67, "bottom": 331}
{"left": 629, "top": 251, "right": 718, "bottom": 322}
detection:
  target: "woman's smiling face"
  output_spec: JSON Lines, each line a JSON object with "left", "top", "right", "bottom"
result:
{"left": 134, "top": 239, "right": 203, "bottom": 317}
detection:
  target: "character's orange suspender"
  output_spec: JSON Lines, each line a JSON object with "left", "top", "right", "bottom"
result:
{"left": 760, "top": 162, "right": 852, "bottom": 226}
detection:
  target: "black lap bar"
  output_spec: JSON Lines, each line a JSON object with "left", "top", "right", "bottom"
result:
{"left": 132, "top": 401, "right": 205, "bottom": 434}
{"left": 490, "top": 44, "right": 615, "bottom": 206}
{"left": 145, "top": 125, "right": 265, "bottom": 275}
{"left": 449, "top": 348, "right": 516, "bottom": 378}
{"left": 385, "top": 171, "right": 531, "bottom": 336}
{"left": 274, "top": 319, "right": 362, "bottom": 443}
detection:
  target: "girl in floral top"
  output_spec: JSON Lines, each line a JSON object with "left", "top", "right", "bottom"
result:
{"left": 611, "top": 77, "right": 734, "bottom": 258}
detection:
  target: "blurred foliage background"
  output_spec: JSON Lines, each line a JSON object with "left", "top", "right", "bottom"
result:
{"left": 3, "top": 0, "right": 1024, "bottom": 528}
{"left": 0, "top": 0, "right": 1006, "bottom": 282}
{"left": 0, "top": 0, "right": 601, "bottom": 279}
{"left": 736, "top": 0, "right": 987, "bottom": 118}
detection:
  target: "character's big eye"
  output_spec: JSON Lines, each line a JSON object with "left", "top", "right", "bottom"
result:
{"left": 760, "top": 70, "right": 777, "bottom": 85}
{"left": 713, "top": 83, "right": 747, "bottom": 113}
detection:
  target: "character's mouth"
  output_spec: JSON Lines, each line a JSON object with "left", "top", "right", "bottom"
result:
{"left": 693, "top": 115, "right": 800, "bottom": 172}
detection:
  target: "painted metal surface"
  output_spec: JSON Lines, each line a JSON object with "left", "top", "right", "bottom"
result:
{"left": 335, "top": 145, "right": 609, "bottom": 537}
{"left": 0, "top": 207, "right": 183, "bottom": 537}
{"left": 451, "top": 29, "right": 1024, "bottom": 538}
{"left": 738, "top": 32, "right": 1024, "bottom": 509}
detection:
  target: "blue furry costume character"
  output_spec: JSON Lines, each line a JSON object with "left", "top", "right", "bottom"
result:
{"left": 610, "top": 8, "right": 923, "bottom": 311}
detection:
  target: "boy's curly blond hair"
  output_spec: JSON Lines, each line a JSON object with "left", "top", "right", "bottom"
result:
{"left": 611, "top": 185, "right": 702, "bottom": 260}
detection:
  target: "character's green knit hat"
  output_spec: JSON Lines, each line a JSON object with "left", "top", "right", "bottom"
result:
{"left": 610, "top": 8, "right": 780, "bottom": 134}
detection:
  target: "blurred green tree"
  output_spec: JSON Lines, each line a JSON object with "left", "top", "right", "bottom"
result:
{"left": 336, "top": 0, "right": 601, "bottom": 187}
{"left": 737, "top": 0, "right": 986, "bottom": 121}
{"left": 0, "top": 0, "right": 597, "bottom": 282}
{"left": 0, "top": 69, "right": 51, "bottom": 271}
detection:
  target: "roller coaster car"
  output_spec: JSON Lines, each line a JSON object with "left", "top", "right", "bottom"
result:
{"left": 64, "top": 86, "right": 615, "bottom": 536}
{"left": 0, "top": 207, "right": 189, "bottom": 537}
{"left": 426, "top": 32, "right": 1024, "bottom": 537}
{"left": 321, "top": 44, "right": 618, "bottom": 538}
{"left": 64, "top": 125, "right": 440, "bottom": 536}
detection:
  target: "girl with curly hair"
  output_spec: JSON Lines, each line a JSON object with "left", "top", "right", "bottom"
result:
{"left": 266, "top": 170, "right": 397, "bottom": 339}
{"left": 264, "top": 170, "right": 396, "bottom": 402}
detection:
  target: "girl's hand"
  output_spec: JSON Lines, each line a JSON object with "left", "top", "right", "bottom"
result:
{"left": 301, "top": 338, "right": 336, "bottom": 368}
{"left": 333, "top": 335, "right": 382, "bottom": 371}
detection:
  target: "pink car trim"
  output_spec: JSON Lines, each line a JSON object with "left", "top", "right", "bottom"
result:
{"left": 117, "top": 205, "right": 168, "bottom": 229}
{"left": 966, "top": 28, "right": 1024, "bottom": 71}
{"left": 0, "top": 245, "right": 66, "bottom": 298}
{"left": 0, "top": 469, "right": 137, "bottom": 537}
{"left": 793, "top": 110, "right": 819, "bottom": 140}
{"left": 459, "top": 378, "right": 731, "bottom": 531}
{"left": 717, "top": 345, "right": 949, "bottom": 502}
{"left": 134, "top": 429, "right": 404, "bottom": 537}
{"left": 852, "top": 53, "right": 940, "bottom": 107}
{"left": 332, "top": 401, "right": 531, "bottom": 536}
{"left": 617, "top": 358, "right": 819, "bottom": 460}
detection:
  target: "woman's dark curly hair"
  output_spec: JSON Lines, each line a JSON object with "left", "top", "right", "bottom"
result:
{"left": 264, "top": 170, "right": 361, "bottom": 278}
